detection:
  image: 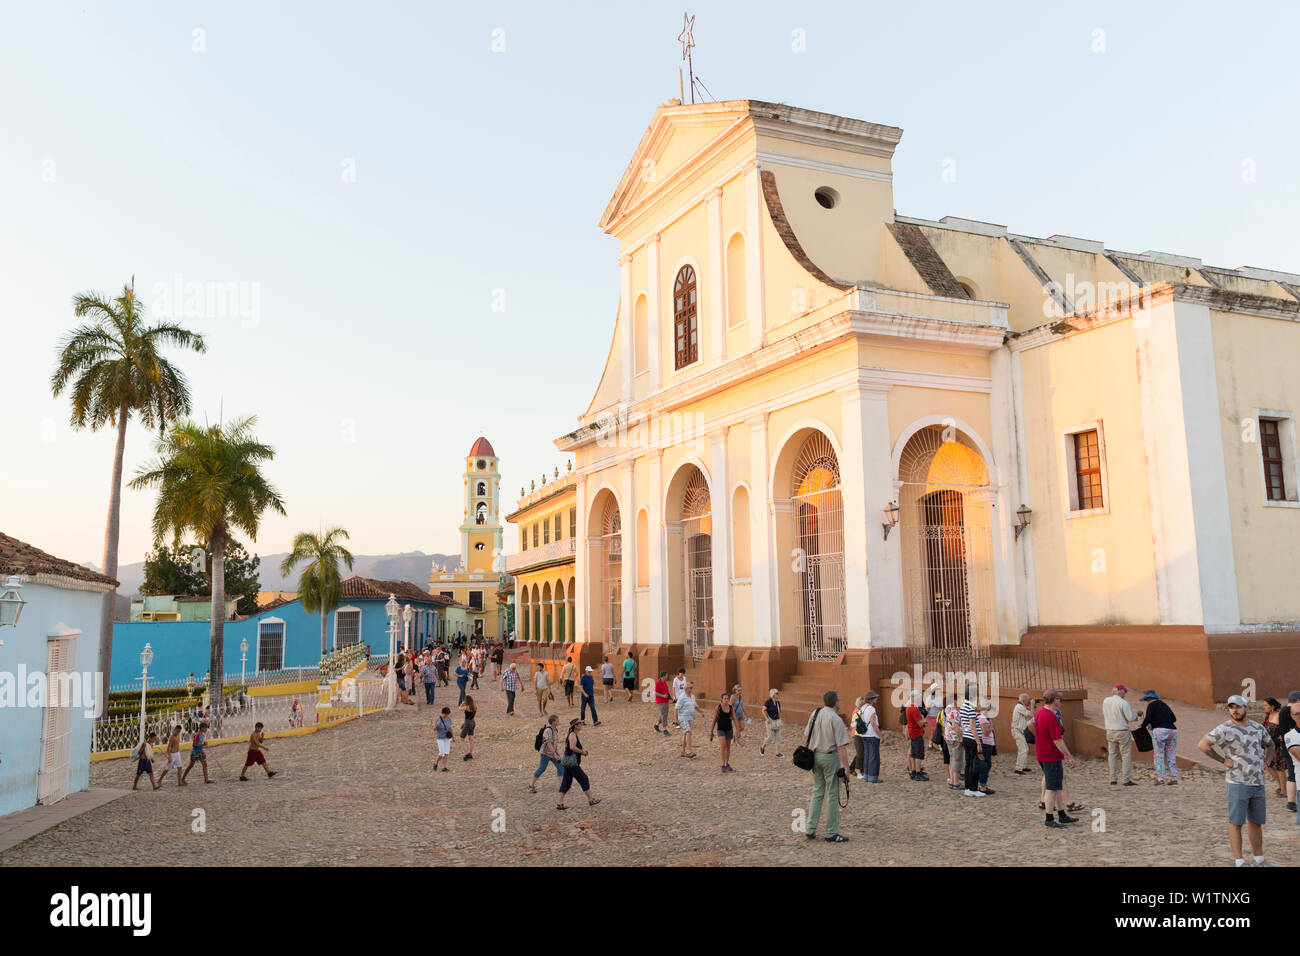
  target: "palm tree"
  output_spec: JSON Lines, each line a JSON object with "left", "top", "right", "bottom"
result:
{"left": 50, "top": 277, "right": 206, "bottom": 694}
{"left": 280, "top": 528, "right": 354, "bottom": 657}
{"left": 130, "top": 416, "right": 284, "bottom": 732}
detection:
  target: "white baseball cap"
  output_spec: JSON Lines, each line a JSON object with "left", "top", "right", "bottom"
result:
{"left": 585, "top": 665, "right": 593, "bottom": 672}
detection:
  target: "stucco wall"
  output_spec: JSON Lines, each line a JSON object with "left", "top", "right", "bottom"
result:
{"left": 0, "top": 581, "right": 105, "bottom": 818}
{"left": 1211, "top": 309, "right": 1300, "bottom": 624}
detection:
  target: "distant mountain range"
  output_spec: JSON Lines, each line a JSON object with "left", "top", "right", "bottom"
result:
{"left": 88, "top": 550, "right": 463, "bottom": 618}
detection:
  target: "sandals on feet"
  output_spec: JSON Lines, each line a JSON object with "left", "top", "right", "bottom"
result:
{"left": 1066, "top": 802, "right": 1086, "bottom": 812}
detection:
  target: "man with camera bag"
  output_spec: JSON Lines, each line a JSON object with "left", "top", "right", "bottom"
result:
{"left": 801, "top": 691, "right": 853, "bottom": 843}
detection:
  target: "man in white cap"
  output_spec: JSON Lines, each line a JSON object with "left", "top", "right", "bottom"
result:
{"left": 579, "top": 666, "right": 600, "bottom": 725}
{"left": 1102, "top": 683, "right": 1142, "bottom": 786}
{"left": 1198, "top": 695, "right": 1275, "bottom": 866}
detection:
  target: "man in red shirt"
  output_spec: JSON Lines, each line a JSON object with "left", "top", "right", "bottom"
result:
{"left": 905, "top": 691, "right": 929, "bottom": 781}
{"left": 652, "top": 671, "right": 672, "bottom": 736}
{"left": 1034, "top": 689, "right": 1077, "bottom": 827}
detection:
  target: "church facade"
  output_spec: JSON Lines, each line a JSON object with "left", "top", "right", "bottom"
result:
{"left": 536, "top": 99, "right": 1300, "bottom": 707}
{"left": 428, "top": 437, "right": 506, "bottom": 641}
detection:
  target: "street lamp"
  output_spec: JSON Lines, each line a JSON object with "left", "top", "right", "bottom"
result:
{"left": 240, "top": 637, "right": 249, "bottom": 687}
{"left": 0, "top": 575, "right": 25, "bottom": 634}
{"left": 137, "top": 643, "right": 154, "bottom": 745}
{"left": 384, "top": 594, "right": 400, "bottom": 711}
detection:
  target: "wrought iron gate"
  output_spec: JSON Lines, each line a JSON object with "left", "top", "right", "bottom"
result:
{"left": 790, "top": 433, "right": 845, "bottom": 662}
{"left": 682, "top": 470, "right": 713, "bottom": 661}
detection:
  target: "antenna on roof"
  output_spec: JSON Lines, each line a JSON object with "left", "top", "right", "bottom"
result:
{"left": 678, "top": 12, "right": 696, "bottom": 105}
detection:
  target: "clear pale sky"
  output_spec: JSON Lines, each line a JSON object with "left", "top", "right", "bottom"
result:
{"left": 4, "top": 0, "right": 1297, "bottom": 570}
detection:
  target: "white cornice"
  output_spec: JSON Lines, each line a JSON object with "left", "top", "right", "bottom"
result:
{"left": 558, "top": 311, "right": 1000, "bottom": 464}
{"left": 19, "top": 572, "right": 117, "bottom": 594}
{"left": 756, "top": 149, "right": 892, "bottom": 183}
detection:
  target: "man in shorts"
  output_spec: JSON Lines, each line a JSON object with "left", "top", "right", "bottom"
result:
{"left": 534, "top": 662, "right": 551, "bottom": 716}
{"left": 1035, "top": 690, "right": 1077, "bottom": 827}
{"left": 905, "top": 691, "right": 928, "bottom": 781}
{"left": 652, "top": 671, "right": 672, "bottom": 735}
{"left": 239, "top": 722, "right": 277, "bottom": 781}
{"left": 671, "top": 668, "right": 687, "bottom": 727}
{"left": 559, "top": 656, "right": 578, "bottom": 707}
{"left": 1199, "top": 694, "right": 1275, "bottom": 866}
{"left": 1285, "top": 695, "right": 1300, "bottom": 827}
{"left": 434, "top": 706, "right": 453, "bottom": 771}
{"left": 181, "top": 721, "right": 212, "bottom": 785}
{"left": 675, "top": 682, "right": 698, "bottom": 758}
{"left": 132, "top": 732, "right": 160, "bottom": 791}
{"left": 622, "top": 651, "right": 637, "bottom": 702}
{"left": 600, "top": 657, "right": 615, "bottom": 702}
{"left": 157, "top": 725, "right": 186, "bottom": 787}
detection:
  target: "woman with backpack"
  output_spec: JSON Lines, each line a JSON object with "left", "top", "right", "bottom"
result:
{"left": 529, "top": 714, "right": 562, "bottom": 793}
{"left": 849, "top": 696, "right": 868, "bottom": 779}
{"left": 556, "top": 718, "right": 601, "bottom": 810}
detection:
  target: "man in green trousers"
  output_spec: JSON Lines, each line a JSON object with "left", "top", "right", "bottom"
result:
{"left": 803, "top": 690, "right": 854, "bottom": 843}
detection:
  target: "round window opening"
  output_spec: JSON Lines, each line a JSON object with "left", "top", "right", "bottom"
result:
{"left": 476, "top": 460, "right": 486, "bottom": 470}
{"left": 814, "top": 187, "right": 840, "bottom": 210}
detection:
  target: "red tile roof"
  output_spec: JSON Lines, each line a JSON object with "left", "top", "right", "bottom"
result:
{"left": 0, "top": 531, "right": 118, "bottom": 587}
{"left": 339, "top": 576, "right": 453, "bottom": 605}
{"left": 469, "top": 436, "right": 496, "bottom": 458}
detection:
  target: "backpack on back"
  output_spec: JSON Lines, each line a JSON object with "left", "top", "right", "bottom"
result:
{"left": 534, "top": 725, "right": 548, "bottom": 751}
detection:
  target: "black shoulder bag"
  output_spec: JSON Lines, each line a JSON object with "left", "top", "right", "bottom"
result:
{"left": 792, "top": 708, "right": 821, "bottom": 771}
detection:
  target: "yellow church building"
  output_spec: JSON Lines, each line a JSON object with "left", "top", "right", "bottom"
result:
{"left": 428, "top": 437, "right": 506, "bottom": 641}
{"left": 512, "top": 98, "right": 1300, "bottom": 709}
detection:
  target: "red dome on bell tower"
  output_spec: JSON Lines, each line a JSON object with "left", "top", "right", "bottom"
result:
{"left": 468, "top": 436, "right": 495, "bottom": 458}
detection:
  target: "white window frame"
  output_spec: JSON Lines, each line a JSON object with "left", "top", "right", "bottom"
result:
{"left": 1254, "top": 408, "right": 1300, "bottom": 508}
{"left": 1059, "top": 421, "right": 1110, "bottom": 518}
{"left": 333, "top": 605, "right": 361, "bottom": 649}
{"left": 256, "top": 617, "right": 286, "bottom": 673}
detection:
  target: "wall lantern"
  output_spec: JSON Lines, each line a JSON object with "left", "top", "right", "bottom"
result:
{"left": 882, "top": 501, "right": 900, "bottom": 541}
{"left": 1014, "top": 504, "right": 1032, "bottom": 539}
{"left": 0, "top": 575, "right": 26, "bottom": 629}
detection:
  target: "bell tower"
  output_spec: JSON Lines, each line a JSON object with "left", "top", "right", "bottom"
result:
{"left": 461, "top": 436, "right": 503, "bottom": 573}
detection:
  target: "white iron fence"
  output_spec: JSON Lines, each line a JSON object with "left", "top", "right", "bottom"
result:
{"left": 93, "top": 666, "right": 390, "bottom": 754}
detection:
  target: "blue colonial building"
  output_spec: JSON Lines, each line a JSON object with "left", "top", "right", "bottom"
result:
{"left": 110, "top": 577, "right": 455, "bottom": 688}
{"left": 0, "top": 532, "right": 117, "bottom": 818}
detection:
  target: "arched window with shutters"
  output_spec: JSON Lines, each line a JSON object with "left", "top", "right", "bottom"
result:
{"left": 673, "top": 265, "right": 698, "bottom": 370}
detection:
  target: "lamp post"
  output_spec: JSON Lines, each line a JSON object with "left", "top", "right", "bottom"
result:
{"left": 137, "top": 643, "right": 154, "bottom": 745}
{"left": 385, "top": 594, "right": 399, "bottom": 711}
{"left": 402, "top": 603, "right": 413, "bottom": 654}
{"left": 240, "top": 637, "right": 249, "bottom": 687}
{"left": 0, "top": 576, "right": 25, "bottom": 645}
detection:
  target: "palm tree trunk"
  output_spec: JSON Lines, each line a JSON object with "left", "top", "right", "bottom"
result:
{"left": 97, "top": 403, "right": 130, "bottom": 705}
{"left": 209, "top": 542, "right": 226, "bottom": 736}
{"left": 320, "top": 609, "right": 327, "bottom": 657}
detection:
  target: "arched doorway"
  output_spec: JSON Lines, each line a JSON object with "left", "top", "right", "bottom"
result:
{"left": 599, "top": 497, "right": 622, "bottom": 651}
{"left": 789, "top": 432, "right": 845, "bottom": 662}
{"left": 897, "top": 425, "right": 994, "bottom": 650}
{"left": 681, "top": 468, "right": 713, "bottom": 661}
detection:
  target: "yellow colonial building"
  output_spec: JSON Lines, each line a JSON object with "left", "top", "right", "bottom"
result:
{"left": 535, "top": 98, "right": 1300, "bottom": 707}
{"left": 505, "top": 467, "right": 577, "bottom": 645}
{"left": 427, "top": 437, "right": 507, "bottom": 641}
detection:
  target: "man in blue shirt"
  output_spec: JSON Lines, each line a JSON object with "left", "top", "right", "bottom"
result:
{"left": 580, "top": 666, "right": 601, "bottom": 725}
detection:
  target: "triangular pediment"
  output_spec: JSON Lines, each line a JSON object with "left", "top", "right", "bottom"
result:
{"left": 599, "top": 100, "right": 754, "bottom": 235}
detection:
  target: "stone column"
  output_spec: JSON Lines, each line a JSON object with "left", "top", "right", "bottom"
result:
{"left": 838, "top": 383, "right": 902, "bottom": 647}
{"left": 647, "top": 234, "right": 662, "bottom": 390}
{"left": 748, "top": 414, "right": 774, "bottom": 646}
{"left": 707, "top": 187, "right": 725, "bottom": 366}
{"left": 649, "top": 449, "right": 665, "bottom": 643}
{"left": 744, "top": 162, "right": 766, "bottom": 352}
{"left": 574, "top": 479, "right": 589, "bottom": 643}
{"left": 620, "top": 463, "right": 636, "bottom": 647}
{"left": 620, "top": 252, "right": 633, "bottom": 402}
{"left": 709, "top": 429, "right": 732, "bottom": 645}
